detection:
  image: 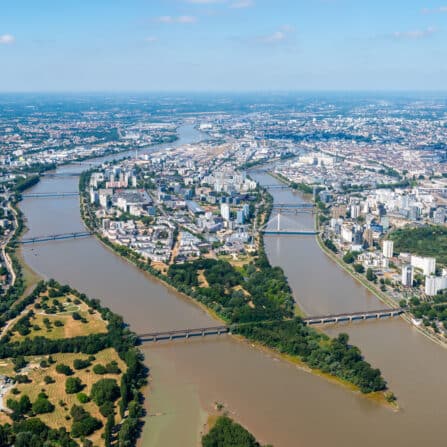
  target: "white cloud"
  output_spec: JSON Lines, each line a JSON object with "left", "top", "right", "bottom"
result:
{"left": 230, "top": 0, "right": 254, "bottom": 8}
{"left": 392, "top": 26, "right": 436, "bottom": 39}
{"left": 257, "top": 24, "right": 294, "bottom": 44}
{"left": 260, "top": 31, "right": 286, "bottom": 43}
{"left": 154, "top": 15, "right": 197, "bottom": 23}
{"left": 145, "top": 36, "right": 158, "bottom": 43}
{"left": 0, "top": 34, "right": 15, "bottom": 45}
{"left": 422, "top": 6, "right": 447, "bottom": 13}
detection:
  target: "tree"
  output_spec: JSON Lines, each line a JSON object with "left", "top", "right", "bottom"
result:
{"left": 90, "top": 379, "right": 120, "bottom": 406}
{"left": 324, "top": 239, "right": 337, "bottom": 253}
{"left": 73, "top": 358, "right": 91, "bottom": 370}
{"left": 118, "top": 417, "right": 139, "bottom": 447}
{"left": 104, "top": 413, "right": 115, "bottom": 447}
{"left": 12, "top": 355, "right": 27, "bottom": 372}
{"left": 343, "top": 251, "right": 356, "bottom": 264}
{"left": 99, "top": 401, "right": 115, "bottom": 417}
{"left": 366, "top": 268, "right": 376, "bottom": 282}
{"left": 92, "top": 364, "right": 107, "bottom": 375}
{"left": 43, "top": 375, "right": 55, "bottom": 384}
{"left": 56, "top": 364, "right": 74, "bottom": 376}
{"left": 32, "top": 393, "right": 55, "bottom": 414}
{"left": 70, "top": 405, "right": 102, "bottom": 438}
{"left": 353, "top": 263, "right": 365, "bottom": 274}
{"left": 66, "top": 377, "right": 84, "bottom": 394}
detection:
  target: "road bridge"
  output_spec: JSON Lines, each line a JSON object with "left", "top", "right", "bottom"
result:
{"left": 20, "top": 231, "right": 92, "bottom": 244}
{"left": 260, "top": 211, "right": 316, "bottom": 235}
{"left": 138, "top": 326, "right": 229, "bottom": 342}
{"left": 42, "top": 173, "right": 81, "bottom": 177}
{"left": 21, "top": 192, "right": 80, "bottom": 198}
{"left": 263, "top": 230, "right": 318, "bottom": 235}
{"left": 272, "top": 203, "right": 314, "bottom": 209}
{"left": 138, "top": 308, "right": 404, "bottom": 343}
{"left": 303, "top": 308, "right": 404, "bottom": 325}
{"left": 263, "top": 184, "right": 289, "bottom": 190}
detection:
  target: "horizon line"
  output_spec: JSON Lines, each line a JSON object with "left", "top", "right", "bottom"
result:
{"left": 1, "top": 89, "right": 447, "bottom": 95}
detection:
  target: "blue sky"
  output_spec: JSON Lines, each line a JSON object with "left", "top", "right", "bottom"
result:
{"left": 0, "top": 0, "right": 446, "bottom": 91}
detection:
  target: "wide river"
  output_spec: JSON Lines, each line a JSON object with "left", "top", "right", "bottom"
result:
{"left": 19, "top": 125, "right": 447, "bottom": 446}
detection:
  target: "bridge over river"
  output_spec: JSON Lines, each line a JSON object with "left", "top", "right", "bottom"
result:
{"left": 138, "top": 308, "right": 405, "bottom": 342}
{"left": 21, "top": 192, "right": 80, "bottom": 198}
{"left": 20, "top": 231, "right": 93, "bottom": 244}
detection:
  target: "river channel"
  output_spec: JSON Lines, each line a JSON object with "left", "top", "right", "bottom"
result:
{"left": 19, "top": 125, "right": 447, "bottom": 446}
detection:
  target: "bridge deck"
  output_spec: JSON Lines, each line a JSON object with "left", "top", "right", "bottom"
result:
{"left": 138, "top": 309, "right": 404, "bottom": 342}
{"left": 303, "top": 308, "right": 404, "bottom": 324}
{"left": 272, "top": 203, "right": 314, "bottom": 208}
{"left": 22, "top": 192, "right": 80, "bottom": 198}
{"left": 138, "top": 326, "right": 229, "bottom": 341}
{"left": 20, "top": 231, "right": 93, "bottom": 244}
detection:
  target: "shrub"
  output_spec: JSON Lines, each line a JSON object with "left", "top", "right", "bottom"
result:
{"left": 55, "top": 364, "right": 73, "bottom": 376}
{"left": 12, "top": 355, "right": 28, "bottom": 372}
{"left": 92, "top": 364, "right": 107, "bottom": 375}
{"left": 43, "top": 376, "right": 55, "bottom": 385}
{"left": 105, "top": 361, "right": 121, "bottom": 374}
{"left": 14, "top": 375, "right": 31, "bottom": 384}
{"left": 65, "top": 377, "right": 84, "bottom": 394}
{"left": 73, "top": 359, "right": 91, "bottom": 370}
{"left": 77, "top": 393, "right": 90, "bottom": 404}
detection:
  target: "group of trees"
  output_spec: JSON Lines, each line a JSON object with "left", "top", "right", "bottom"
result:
{"left": 390, "top": 225, "right": 447, "bottom": 265}
{"left": 0, "top": 418, "right": 77, "bottom": 447}
{"left": 167, "top": 256, "right": 294, "bottom": 324}
{"left": 406, "top": 293, "right": 447, "bottom": 333}
{"left": 13, "top": 175, "right": 40, "bottom": 194}
{"left": 70, "top": 405, "right": 102, "bottom": 438}
{"left": 0, "top": 280, "right": 147, "bottom": 446}
{"left": 202, "top": 416, "right": 272, "bottom": 447}
{"left": 7, "top": 392, "right": 55, "bottom": 421}
{"left": 234, "top": 321, "right": 386, "bottom": 393}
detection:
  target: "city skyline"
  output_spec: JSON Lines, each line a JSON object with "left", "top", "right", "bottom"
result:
{"left": 1, "top": 0, "right": 447, "bottom": 92}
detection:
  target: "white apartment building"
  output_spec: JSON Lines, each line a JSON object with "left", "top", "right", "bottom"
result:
{"left": 220, "top": 203, "right": 230, "bottom": 221}
{"left": 402, "top": 264, "right": 414, "bottom": 287}
{"left": 411, "top": 255, "right": 436, "bottom": 276}
{"left": 382, "top": 240, "right": 394, "bottom": 259}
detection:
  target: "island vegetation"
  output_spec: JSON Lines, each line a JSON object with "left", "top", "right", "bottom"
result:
{"left": 202, "top": 416, "right": 272, "bottom": 447}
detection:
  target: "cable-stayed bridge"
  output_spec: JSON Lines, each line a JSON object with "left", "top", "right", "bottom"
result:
{"left": 260, "top": 208, "right": 317, "bottom": 235}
